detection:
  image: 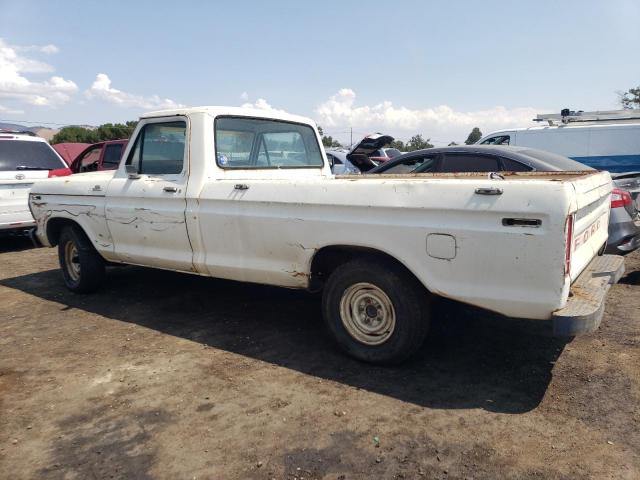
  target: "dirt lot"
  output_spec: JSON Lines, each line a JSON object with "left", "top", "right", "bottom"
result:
{"left": 0, "top": 239, "right": 638, "bottom": 480}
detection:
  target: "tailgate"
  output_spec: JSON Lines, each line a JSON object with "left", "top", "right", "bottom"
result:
{"left": 0, "top": 171, "right": 49, "bottom": 227}
{"left": 568, "top": 171, "right": 612, "bottom": 282}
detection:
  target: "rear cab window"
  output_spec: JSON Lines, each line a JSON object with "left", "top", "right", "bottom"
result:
{"left": 215, "top": 117, "right": 323, "bottom": 169}
{"left": 0, "top": 140, "right": 65, "bottom": 171}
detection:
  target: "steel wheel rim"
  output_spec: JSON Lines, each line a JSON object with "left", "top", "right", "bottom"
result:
{"left": 339, "top": 282, "right": 396, "bottom": 345}
{"left": 64, "top": 241, "right": 80, "bottom": 282}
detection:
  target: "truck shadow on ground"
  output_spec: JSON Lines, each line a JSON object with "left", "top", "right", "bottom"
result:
{"left": 0, "top": 236, "right": 36, "bottom": 254}
{"left": 1, "top": 266, "right": 570, "bottom": 415}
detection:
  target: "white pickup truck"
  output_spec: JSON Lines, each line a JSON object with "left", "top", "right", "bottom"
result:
{"left": 29, "top": 106, "right": 624, "bottom": 364}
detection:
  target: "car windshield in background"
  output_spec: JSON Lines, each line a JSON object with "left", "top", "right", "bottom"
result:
{"left": 520, "top": 148, "right": 594, "bottom": 171}
{"left": 385, "top": 148, "right": 402, "bottom": 158}
{"left": 481, "top": 135, "right": 510, "bottom": 145}
{"left": 0, "top": 140, "right": 63, "bottom": 171}
{"left": 215, "top": 117, "right": 323, "bottom": 169}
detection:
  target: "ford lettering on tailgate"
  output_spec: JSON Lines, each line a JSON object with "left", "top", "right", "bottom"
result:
{"left": 574, "top": 215, "right": 604, "bottom": 250}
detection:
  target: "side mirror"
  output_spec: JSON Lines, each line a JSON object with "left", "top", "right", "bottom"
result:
{"left": 125, "top": 164, "right": 140, "bottom": 179}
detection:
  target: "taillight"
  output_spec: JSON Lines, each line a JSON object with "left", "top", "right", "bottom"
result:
{"left": 48, "top": 167, "right": 72, "bottom": 178}
{"left": 564, "top": 214, "right": 574, "bottom": 276}
{"left": 610, "top": 188, "right": 632, "bottom": 209}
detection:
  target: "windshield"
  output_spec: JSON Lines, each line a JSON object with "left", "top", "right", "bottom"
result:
{"left": 0, "top": 140, "right": 64, "bottom": 171}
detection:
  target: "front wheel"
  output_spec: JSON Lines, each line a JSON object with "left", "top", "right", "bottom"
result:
{"left": 58, "top": 225, "right": 105, "bottom": 293}
{"left": 322, "top": 259, "right": 430, "bottom": 364}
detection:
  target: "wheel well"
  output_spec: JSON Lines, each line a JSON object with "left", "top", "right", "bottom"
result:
{"left": 46, "top": 218, "right": 84, "bottom": 246}
{"left": 309, "top": 245, "right": 425, "bottom": 292}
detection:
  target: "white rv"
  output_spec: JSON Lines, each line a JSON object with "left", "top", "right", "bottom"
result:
{"left": 477, "top": 109, "right": 640, "bottom": 173}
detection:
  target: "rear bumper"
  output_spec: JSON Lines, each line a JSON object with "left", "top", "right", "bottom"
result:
{"left": 552, "top": 254, "right": 624, "bottom": 336}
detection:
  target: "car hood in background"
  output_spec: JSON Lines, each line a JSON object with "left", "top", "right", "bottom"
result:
{"left": 52, "top": 143, "right": 92, "bottom": 166}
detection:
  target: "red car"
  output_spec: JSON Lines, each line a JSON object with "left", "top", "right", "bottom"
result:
{"left": 70, "top": 139, "right": 128, "bottom": 173}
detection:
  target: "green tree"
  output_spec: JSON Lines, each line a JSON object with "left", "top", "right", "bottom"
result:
{"left": 389, "top": 139, "right": 405, "bottom": 151}
{"left": 620, "top": 86, "right": 640, "bottom": 109}
{"left": 321, "top": 135, "right": 342, "bottom": 148}
{"left": 51, "top": 126, "right": 98, "bottom": 144}
{"left": 448, "top": 141, "right": 458, "bottom": 146}
{"left": 52, "top": 121, "right": 138, "bottom": 144}
{"left": 405, "top": 134, "right": 433, "bottom": 152}
{"left": 464, "top": 127, "right": 482, "bottom": 145}
{"left": 317, "top": 125, "right": 342, "bottom": 148}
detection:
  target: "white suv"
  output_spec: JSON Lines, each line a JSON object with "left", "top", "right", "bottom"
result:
{"left": 0, "top": 131, "right": 71, "bottom": 233}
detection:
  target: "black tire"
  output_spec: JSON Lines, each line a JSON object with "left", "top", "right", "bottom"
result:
{"left": 58, "top": 225, "right": 105, "bottom": 293}
{"left": 322, "top": 258, "right": 430, "bottom": 364}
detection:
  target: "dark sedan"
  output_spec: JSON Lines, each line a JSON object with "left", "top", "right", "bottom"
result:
{"left": 366, "top": 145, "right": 640, "bottom": 255}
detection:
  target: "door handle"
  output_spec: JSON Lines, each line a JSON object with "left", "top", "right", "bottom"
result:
{"left": 475, "top": 187, "right": 503, "bottom": 195}
{"left": 163, "top": 186, "right": 178, "bottom": 193}
{"left": 234, "top": 184, "right": 249, "bottom": 190}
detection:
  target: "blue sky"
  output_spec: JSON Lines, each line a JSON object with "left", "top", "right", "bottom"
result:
{"left": 1, "top": 0, "right": 639, "bottom": 145}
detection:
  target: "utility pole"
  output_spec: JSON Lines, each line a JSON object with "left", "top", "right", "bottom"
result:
{"left": 350, "top": 127, "right": 353, "bottom": 147}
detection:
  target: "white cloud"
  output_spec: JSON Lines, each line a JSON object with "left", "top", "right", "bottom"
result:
{"left": 240, "top": 91, "right": 249, "bottom": 101}
{"left": 86, "top": 73, "right": 184, "bottom": 110}
{"left": 315, "top": 88, "right": 541, "bottom": 145}
{"left": 0, "top": 38, "right": 77, "bottom": 106}
{"left": 16, "top": 43, "right": 60, "bottom": 55}
{"left": 0, "top": 103, "right": 24, "bottom": 115}
{"left": 39, "top": 44, "right": 59, "bottom": 54}
{"left": 241, "top": 97, "right": 288, "bottom": 114}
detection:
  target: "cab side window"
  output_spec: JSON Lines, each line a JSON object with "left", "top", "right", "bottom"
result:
{"left": 127, "top": 121, "right": 186, "bottom": 175}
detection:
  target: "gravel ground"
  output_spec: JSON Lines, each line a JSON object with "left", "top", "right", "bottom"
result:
{"left": 1, "top": 238, "right": 638, "bottom": 479}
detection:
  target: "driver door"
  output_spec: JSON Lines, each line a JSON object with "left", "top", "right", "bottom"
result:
{"left": 105, "top": 118, "right": 193, "bottom": 271}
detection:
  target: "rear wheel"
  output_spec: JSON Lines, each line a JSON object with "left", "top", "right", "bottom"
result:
{"left": 322, "top": 259, "right": 430, "bottom": 364}
{"left": 58, "top": 225, "right": 105, "bottom": 293}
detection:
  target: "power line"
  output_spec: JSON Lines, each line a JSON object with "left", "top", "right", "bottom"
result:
{"left": 0, "top": 118, "right": 72, "bottom": 126}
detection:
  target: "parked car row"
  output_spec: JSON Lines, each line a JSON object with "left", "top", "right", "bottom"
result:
{"left": 2, "top": 121, "right": 638, "bottom": 259}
